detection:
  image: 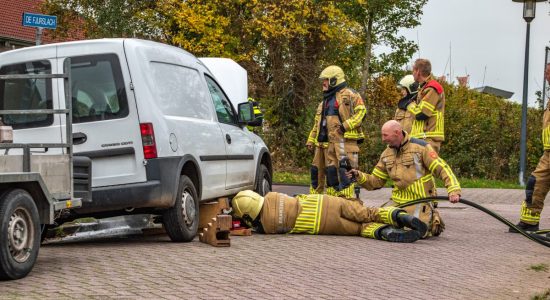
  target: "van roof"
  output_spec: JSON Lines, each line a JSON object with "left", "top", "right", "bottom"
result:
{"left": 0, "top": 38, "right": 196, "bottom": 61}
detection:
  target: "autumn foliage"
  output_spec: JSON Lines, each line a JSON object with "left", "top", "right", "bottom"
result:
{"left": 39, "top": 0, "right": 538, "bottom": 180}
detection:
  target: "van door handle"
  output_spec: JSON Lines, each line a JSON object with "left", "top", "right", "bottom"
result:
{"left": 225, "top": 134, "right": 231, "bottom": 144}
{"left": 73, "top": 132, "right": 87, "bottom": 145}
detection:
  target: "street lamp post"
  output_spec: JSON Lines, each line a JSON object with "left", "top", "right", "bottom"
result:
{"left": 513, "top": 0, "right": 545, "bottom": 186}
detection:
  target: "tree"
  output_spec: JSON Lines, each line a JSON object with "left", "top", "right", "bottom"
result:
{"left": 336, "top": 0, "right": 428, "bottom": 95}
{"left": 40, "top": 0, "right": 427, "bottom": 170}
{"left": 156, "top": 0, "right": 363, "bottom": 167}
{"left": 41, "top": 0, "right": 162, "bottom": 39}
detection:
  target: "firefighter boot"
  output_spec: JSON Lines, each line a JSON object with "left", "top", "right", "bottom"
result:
{"left": 395, "top": 212, "right": 428, "bottom": 238}
{"left": 378, "top": 226, "right": 420, "bottom": 243}
{"left": 508, "top": 221, "right": 539, "bottom": 233}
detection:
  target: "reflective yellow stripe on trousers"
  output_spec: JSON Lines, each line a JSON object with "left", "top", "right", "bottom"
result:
{"left": 520, "top": 201, "right": 541, "bottom": 224}
{"left": 290, "top": 194, "right": 323, "bottom": 234}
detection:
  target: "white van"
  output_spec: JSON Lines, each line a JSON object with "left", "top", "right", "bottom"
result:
{"left": 0, "top": 38, "right": 272, "bottom": 242}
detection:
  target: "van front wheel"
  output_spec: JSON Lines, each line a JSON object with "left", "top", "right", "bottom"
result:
{"left": 255, "top": 164, "right": 272, "bottom": 196}
{"left": 163, "top": 175, "right": 199, "bottom": 242}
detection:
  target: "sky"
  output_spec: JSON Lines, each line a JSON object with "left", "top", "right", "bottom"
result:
{"left": 392, "top": 0, "right": 550, "bottom": 106}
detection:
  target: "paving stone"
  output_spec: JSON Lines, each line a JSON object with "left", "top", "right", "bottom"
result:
{"left": 0, "top": 186, "right": 548, "bottom": 298}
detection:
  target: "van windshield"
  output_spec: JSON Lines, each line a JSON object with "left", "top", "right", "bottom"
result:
{"left": 0, "top": 60, "right": 53, "bottom": 129}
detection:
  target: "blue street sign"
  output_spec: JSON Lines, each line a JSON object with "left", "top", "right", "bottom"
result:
{"left": 22, "top": 13, "right": 57, "bottom": 29}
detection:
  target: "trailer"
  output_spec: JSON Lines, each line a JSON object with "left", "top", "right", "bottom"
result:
{"left": 0, "top": 60, "right": 83, "bottom": 280}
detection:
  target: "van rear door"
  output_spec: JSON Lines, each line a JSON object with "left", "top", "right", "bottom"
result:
{"left": 0, "top": 48, "right": 63, "bottom": 153}
{"left": 57, "top": 45, "right": 146, "bottom": 187}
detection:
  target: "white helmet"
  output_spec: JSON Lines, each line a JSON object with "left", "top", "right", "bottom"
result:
{"left": 397, "top": 75, "right": 418, "bottom": 95}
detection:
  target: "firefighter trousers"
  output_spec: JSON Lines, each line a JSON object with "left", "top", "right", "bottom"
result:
{"left": 310, "top": 146, "right": 327, "bottom": 194}
{"left": 425, "top": 138, "right": 441, "bottom": 153}
{"left": 325, "top": 139, "right": 359, "bottom": 198}
{"left": 520, "top": 150, "right": 550, "bottom": 225}
{"left": 374, "top": 199, "right": 444, "bottom": 238}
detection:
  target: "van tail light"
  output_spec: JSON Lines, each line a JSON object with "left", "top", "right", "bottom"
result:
{"left": 140, "top": 123, "right": 157, "bottom": 159}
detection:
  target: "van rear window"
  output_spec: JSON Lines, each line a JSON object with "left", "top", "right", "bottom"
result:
{"left": 69, "top": 54, "right": 129, "bottom": 123}
{"left": 0, "top": 60, "right": 53, "bottom": 129}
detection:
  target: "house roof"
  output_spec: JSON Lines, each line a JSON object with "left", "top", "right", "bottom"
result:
{"left": 0, "top": 0, "right": 84, "bottom": 45}
{"left": 0, "top": 0, "right": 53, "bottom": 44}
{"left": 473, "top": 86, "right": 514, "bottom": 99}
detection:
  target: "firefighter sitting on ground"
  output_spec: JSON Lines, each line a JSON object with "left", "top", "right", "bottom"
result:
{"left": 310, "top": 65, "right": 366, "bottom": 198}
{"left": 232, "top": 190, "right": 428, "bottom": 243}
{"left": 347, "top": 120, "right": 461, "bottom": 238}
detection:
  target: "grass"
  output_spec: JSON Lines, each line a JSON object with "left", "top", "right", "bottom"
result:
{"left": 531, "top": 289, "right": 550, "bottom": 300}
{"left": 273, "top": 171, "right": 523, "bottom": 189}
{"left": 528, "top": 263, "right": 549, "bottom": 272}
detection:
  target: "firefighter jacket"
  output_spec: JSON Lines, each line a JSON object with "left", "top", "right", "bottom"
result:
{"left": 543, "top": 101, "right": 550, "bottom": 150}
{"left": 394, "top": 92, "right": 417, "bottom": 134}
{"left": 356, "top": 132, "right": 461, "bottom": 205}
{"left": 409, "top": 75, "right": 445, "bottom": 142}
{"left": 306, "top": 102, "right": 329, "bottom": 148}
{"left": 259, "top": 192, "right": 402, "bottom": 236}
{"left": 312, "top": 86, "right": 366, "bottom": 143}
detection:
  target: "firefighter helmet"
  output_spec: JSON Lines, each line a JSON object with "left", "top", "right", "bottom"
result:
{"left": 397, "top": 75, "right": 418, "bottom": 95}
{"left": 232, "top": 190, "right": 265, "bottom": 221}
{"left": 319, "top": 65, "right": 346, "bottom": 87}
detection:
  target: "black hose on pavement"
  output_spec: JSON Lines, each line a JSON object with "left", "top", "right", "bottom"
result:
{"left": 395, "top": 196, "right": 550, "bottom": 248}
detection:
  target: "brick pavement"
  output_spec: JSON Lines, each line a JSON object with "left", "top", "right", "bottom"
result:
{"left": 0, "top": 186, "right": 548, "bottom": 299}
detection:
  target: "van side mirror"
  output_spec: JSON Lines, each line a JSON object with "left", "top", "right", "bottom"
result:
{"left": 238, "top": 102, "right": 254, "bottom": 124}
{"left": 238, "top": 102, "right": 263, "bottom": 127}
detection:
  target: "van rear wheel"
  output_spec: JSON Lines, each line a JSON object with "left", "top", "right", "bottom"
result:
{"left": 162, "top": 175, "right": 199, "bottom": 242}
{"left": 0, "top": 189, "right": 41, "bottom": 280}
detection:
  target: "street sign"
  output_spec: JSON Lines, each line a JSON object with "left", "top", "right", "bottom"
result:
{"left": 22, "top": 12, "right": 57, "bottom": 29}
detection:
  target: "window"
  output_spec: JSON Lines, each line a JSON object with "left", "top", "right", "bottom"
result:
{"left": 149, "top": 62, "right": 213, "bottom": 120}
{"left": 0, "top": 60, "right": 53, "bottom": 129}
{"left": 205, "top": 75, "right": 236, "bottom": 125}
{"left": 69, "top": 54, "right": 129, "bottom": 123}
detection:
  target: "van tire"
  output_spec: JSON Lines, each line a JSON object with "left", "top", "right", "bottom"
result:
{"left": 255, "top": 164, "right": 272, "bottom": 196}
{"left": 0, "top": 189, "right": 41, "bottom": 280}
{"left": 162, "top": 175, "right": 199, "bottom": 242}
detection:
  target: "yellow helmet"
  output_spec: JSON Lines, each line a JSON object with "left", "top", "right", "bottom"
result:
{"left": 232, "top": 190, "right": 265, "bottom": 221}
{"left": 319, "top": 65, "right": 346, "bottom": 87}
{"left": 397, "top": 75, "right": 418, "bottom": 95}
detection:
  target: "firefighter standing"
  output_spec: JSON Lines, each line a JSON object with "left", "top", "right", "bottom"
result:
{"left": 409, "top": 59, "right": 445, "bottom": 153}
{"left": 510, "top": 63, "right": 550, "bottom": 233}
{"left": 394, "top": 74, "right": 419, "bottom": 134}
{"left": 232, "top": 190, "right": 427, "bottom": 243}
{"left": 348, "top": 120, "right": 461, "bottom": 238}
{"left": 306, "top": 101, "right": 328, "bottom": 194}
{"left": 313, "top": 65, "right": 366, "bottom": 198}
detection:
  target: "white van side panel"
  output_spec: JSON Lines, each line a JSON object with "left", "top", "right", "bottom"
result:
{"left": 123, "top": 40, "right": 228, "bottom": 199}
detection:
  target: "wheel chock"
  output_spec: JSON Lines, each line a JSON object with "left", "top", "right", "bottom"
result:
{"left": 198, "top": 198, "right": 232, "bottom": 247}
{"left": 199, "top": 215, "right": 231, "bottom": 247}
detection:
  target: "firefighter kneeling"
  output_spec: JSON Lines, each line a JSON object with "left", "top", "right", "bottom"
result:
{"left": 232, "top": 190, "right": 427, "bottom": 243}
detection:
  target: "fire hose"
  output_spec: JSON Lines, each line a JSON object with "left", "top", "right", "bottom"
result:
{"left": 396, "top": 196, "right": 550, "bottom": 248}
